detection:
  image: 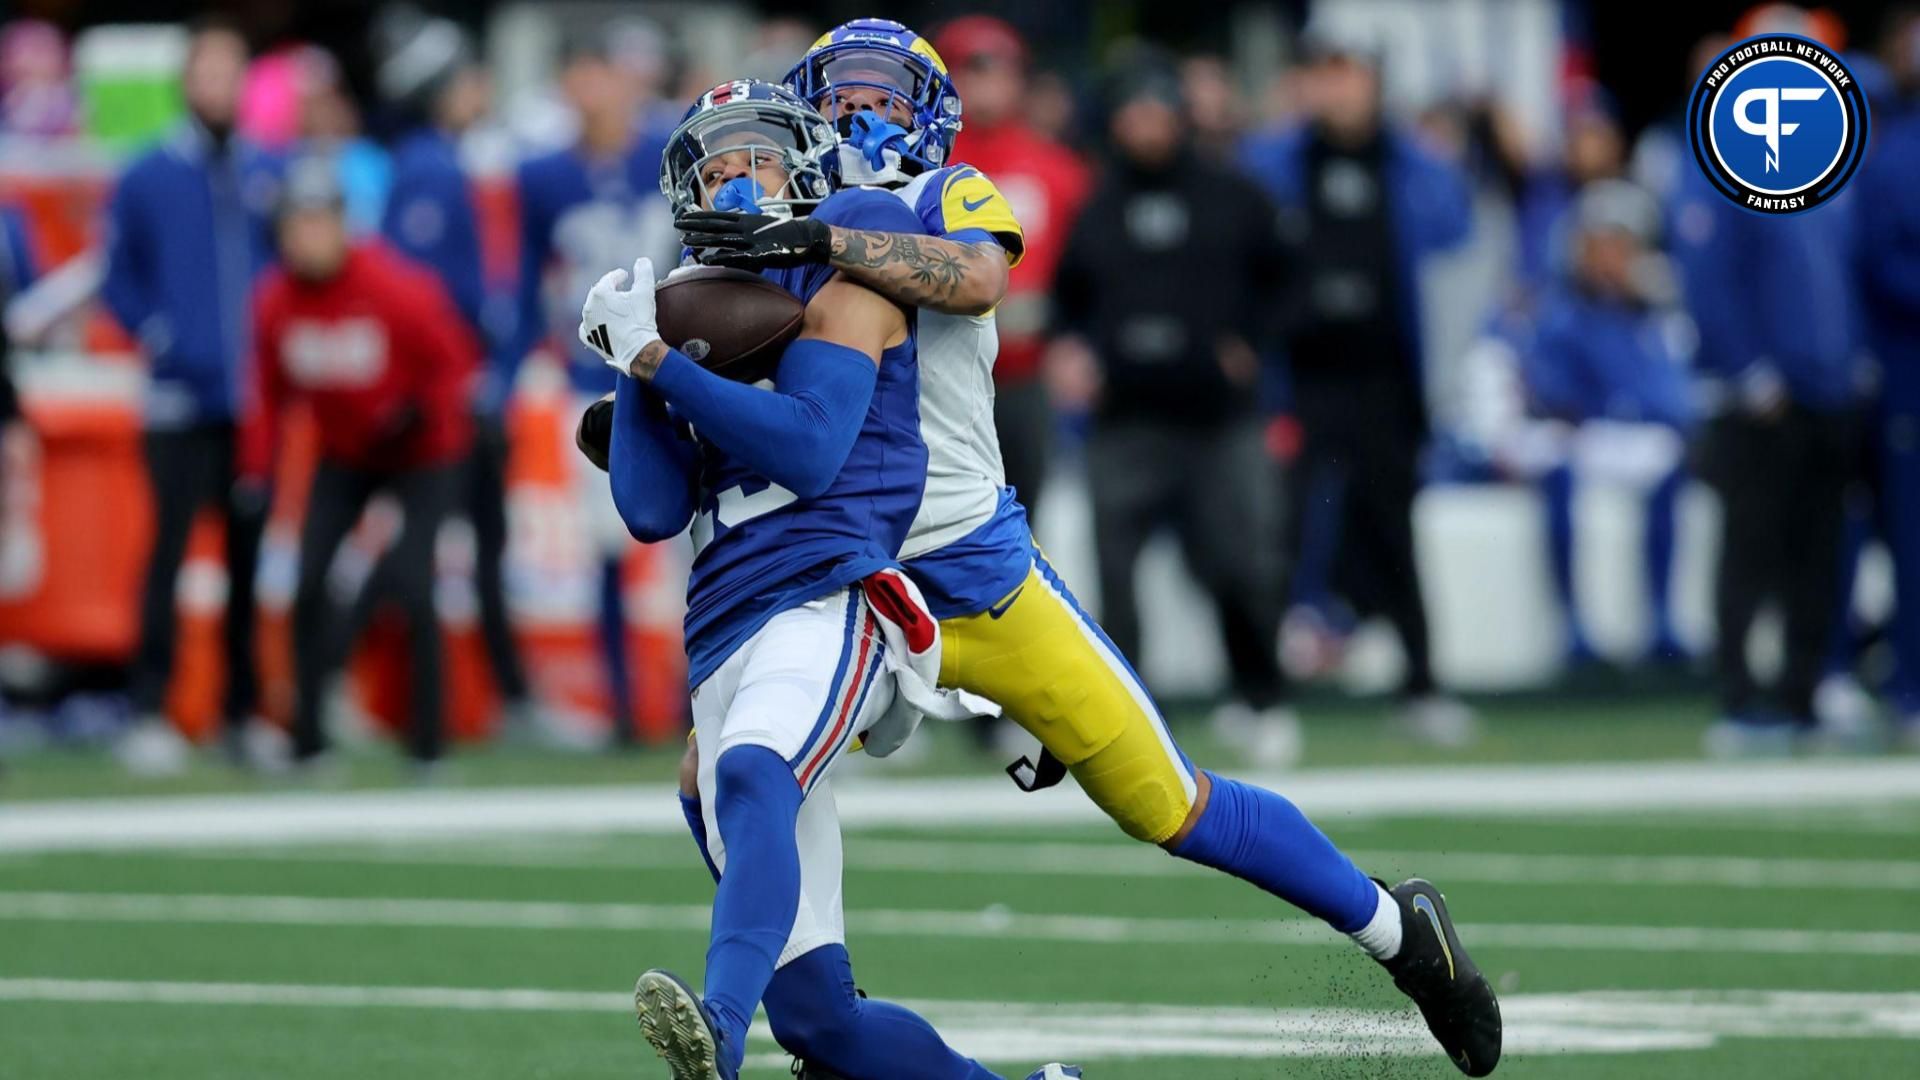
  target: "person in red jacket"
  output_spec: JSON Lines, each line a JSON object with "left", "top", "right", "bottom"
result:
{"left": 242, "top": 158, "right": 476, "bottom": 769}
{"left": 934, "top": 16, "right": 1091, "bottom": 521}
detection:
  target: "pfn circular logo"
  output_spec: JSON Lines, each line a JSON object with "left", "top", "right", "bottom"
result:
{"left": 1687, "top": 34, "right": 1869, "bottom": 215}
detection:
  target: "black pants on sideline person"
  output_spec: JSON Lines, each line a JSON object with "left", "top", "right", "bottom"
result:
{"left": 1701, "top": 406, "right": 1858, "bottom": 723}
{"left": 1284, "top": 368, "right": 1436, "bottom": 700}
{"left": 464, "top": 416, "right": 530, "bottom": 704}
{"left": 130, "top": 423, "right": 264, "bottom": 734}
{"left": 1087, "top": 417, "right": 1284, "bottom": 708}
{"left": 994, "top": 376, "right": 1052, "bottom": 523}
{"left": 360, "top": 416, "right": 530, "bottom": 707}
{"left": 292, "top": 460, "right": 457, "bottom": 763}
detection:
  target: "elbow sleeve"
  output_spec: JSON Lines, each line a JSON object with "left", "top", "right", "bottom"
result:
{"left": 609, "top": 380, "right": 696, "bottom": 540}
{"left": 611, "top": 457, "right": 693, "bottom": 542}
{"left": 650, "top": 340, "right": 877, "bottom": 497}
{"left": 615, "top": 494, "right": 687, "bottom": 543}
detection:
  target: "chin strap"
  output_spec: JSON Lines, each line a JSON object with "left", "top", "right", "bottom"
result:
{"left": 831, "top": 142, "right": 910, "bottom": 187}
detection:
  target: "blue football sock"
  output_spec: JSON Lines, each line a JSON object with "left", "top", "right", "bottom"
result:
{"left": 1542, "top": 465, "right": 1586, "bottom": 651}
{"left": 1171, "top": 771, "right": 1379, "bottom": 933}
{"left": 1645, "top": 466, "right": 1684, "bottom": 649}
{"left": 678, "top": 792, "right": 720, "bottom": 884}
{"left": 598, "top": 559, "right": 633, "bottom": 736}
{"left": 703, "top": 746, "right": 803, "bottom": 1069}
{"left": 764, "top": 945, "right": 1000, "bottom": 1080}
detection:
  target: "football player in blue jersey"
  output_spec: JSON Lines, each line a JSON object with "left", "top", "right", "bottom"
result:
{"left": 661, "top": 21, "right": 1503, "bottom": 1078}
{"left": 586, "top": 79, "right": 1076, "bottom": 1080}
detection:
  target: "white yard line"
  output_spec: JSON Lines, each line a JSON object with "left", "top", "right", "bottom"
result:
{"left": 156, "top": 835, "right": 1920, "bottom": 892}
{"left": 843, "top": 841, "right": 1920, "bottom": 891}
{"left": 1475, "top": 805, "right": 1920, "bottom": 837}
{"left": 1337, "top": 848, "right": 1920, "bottom": 890}
{"left": 6, "top": 758, "right": 1920, "bottom": 854}
{"left": 5, "top": 890, "right": 1920, "bottom": 957}
{"left": 0, "top": 977, "right": 615, "bottom": 1012}
{"left": 1, "top": 979, "right": 1914, "bottom": 1061}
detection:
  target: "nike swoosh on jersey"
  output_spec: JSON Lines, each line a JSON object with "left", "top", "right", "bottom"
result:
{"left": 985, "top": 586, "right": 1024, "bottom": 619}
{"left": 961, "top": 194, "right": 995, "bottom": 212}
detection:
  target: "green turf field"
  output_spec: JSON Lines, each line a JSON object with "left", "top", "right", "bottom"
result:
{"left": 5, "top": 707, "right": 1920, "bottom": 1078}
{"left": 0, "top": 693, "right": 1721, "bottom": 803}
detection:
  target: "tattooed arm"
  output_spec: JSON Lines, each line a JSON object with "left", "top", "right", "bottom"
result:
{"left": 675, "top": 200, "right": 1013, "bottom": 316}
{"left": 826, "top": 227, "right": 1010, "bottom": 317}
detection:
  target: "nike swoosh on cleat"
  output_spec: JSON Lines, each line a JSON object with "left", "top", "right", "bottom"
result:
{"left": 961, "top": 194, "right": 995, "bottom": 212}
{"left": 985, "top": 586, "right": 1023, "bottom": 619}
{"left": 1412, "top": 893, "right": 1456, "bottom": 981}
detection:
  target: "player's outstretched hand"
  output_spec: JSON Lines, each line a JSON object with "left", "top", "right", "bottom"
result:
{"left": 677, "top": 211, "right": 831, "bottom": 270}
{"left": 579, "top": 257, "right": 662, "bottom": 376}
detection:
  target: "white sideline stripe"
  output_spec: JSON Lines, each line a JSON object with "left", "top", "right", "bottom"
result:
{"left": 1505, "top": 807, "right": 1920, "bottom": 837}
{"left": 0, "top": 977, "right": 614, "bottom": 1012}
{"left": 5, "top": 890, "right": 1920, "bottom": 957}
{"left": 2, "top": 980, "right": 1915, "bottom": 1061}
{"left": 162, "top": 835, "right": 1920, "bottom": 893}
{"left": 1340, "top": 848, "right": 1920, "bottom": 891}
{"left": 843, "top": 841, "right": 1920, "bottom": 892}
{"left": 7, "top": 758, "right": 1920, "bottom": 854}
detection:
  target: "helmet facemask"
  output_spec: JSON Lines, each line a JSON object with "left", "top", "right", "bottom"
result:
{"left": 787, "top": 41, "right": 962, "bottom": 176}
{"left": 661, "top": 99, "right": 839, "bottom": 218}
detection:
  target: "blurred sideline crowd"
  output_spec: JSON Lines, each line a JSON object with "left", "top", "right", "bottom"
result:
{"left": 1, "top": 2, "right": 1919, "bottom": 779}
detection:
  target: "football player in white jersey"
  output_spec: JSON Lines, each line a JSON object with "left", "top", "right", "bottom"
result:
{"left": 661, "top": 18, "right": 1503, "bottom": 1077}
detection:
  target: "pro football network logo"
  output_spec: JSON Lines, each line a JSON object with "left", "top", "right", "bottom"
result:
{"left": 1687, "top": 33, "right": 1869, "bottom": 215}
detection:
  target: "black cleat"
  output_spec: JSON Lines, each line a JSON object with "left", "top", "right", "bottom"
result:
{"left": 1379, "top": 878, "right": 1502, "bottom": 1076}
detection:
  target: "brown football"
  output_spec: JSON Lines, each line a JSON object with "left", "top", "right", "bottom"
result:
{"left": 655, "top": 266, "right": 806, "bottom": 383}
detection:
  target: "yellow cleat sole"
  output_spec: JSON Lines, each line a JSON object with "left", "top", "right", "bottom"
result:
{"left": 634, "top": 971, "right": 719, "bottom": 1080}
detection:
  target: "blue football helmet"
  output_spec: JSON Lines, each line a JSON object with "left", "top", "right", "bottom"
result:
{"left": 784, "top": 18, "right": 962, "bottom": 173}
{"left": 660, "top": 79, "right": 840, "bottom": 218}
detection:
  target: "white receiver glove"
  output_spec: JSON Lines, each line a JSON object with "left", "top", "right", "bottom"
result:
{"left": 578, "top": 256, "right": 662, "bottom": 376}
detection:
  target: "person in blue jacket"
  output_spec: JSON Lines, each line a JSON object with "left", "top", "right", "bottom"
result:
{"left": 1857, "top": 95, "right": 1920, "bottom": 749}
{"left": 1521, "top": 180, "right": 1695, "bottom": 667}
{"left": 1238, "top": 25, "right": 1475, "bottom": 745}
{"left": 375, "top": 15, "right": 542, "bottom": 739}
{"left": 508, "top": 35, "right": 680, "bottom": 745}
{"left": 1669, "top": 147, "right": 1866, "bottom": 753}
{"left": 101, "top": 16, "right": 282, "bottom": 775}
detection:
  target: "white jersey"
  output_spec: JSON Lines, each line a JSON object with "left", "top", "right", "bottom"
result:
{"left": 883, "top": 164, "right": 1026, "bottom": 560}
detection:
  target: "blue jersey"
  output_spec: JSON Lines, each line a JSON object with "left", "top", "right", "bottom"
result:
{"left": 511, "top": 129, "right": 676, "bottom": 398}
{"left": 1523, "top": 286, "right": 1694, "bottom": 431}
{"left": 384, "top": 128, "right": 482, "bottom": 333}
{"left": 681, "top": 189, "right": 931, "bottom": 687}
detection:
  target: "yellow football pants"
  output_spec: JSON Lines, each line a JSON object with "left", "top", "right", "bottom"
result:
{"left": 937, "top": 554, "right": 1198, "bottom": 844}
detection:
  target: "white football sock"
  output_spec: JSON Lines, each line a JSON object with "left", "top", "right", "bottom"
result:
{"left": 1349, "top": 882, "right": 1403, "bottom": 961}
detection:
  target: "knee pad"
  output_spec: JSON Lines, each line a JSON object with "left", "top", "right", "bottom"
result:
{"left": 767, "top": 997, "right": 860, "bottom": 1061}
{"left": 1070, "top": 729, "right": 1196, "bottom": 845}
{"left": 711, "top": 745, "right": 801, "bottom": 826}
{"left": 763, "top": 946, "right": 861, "bottom": 1059}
